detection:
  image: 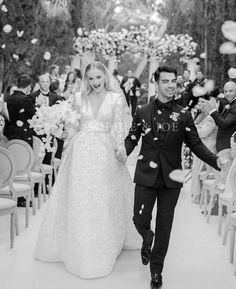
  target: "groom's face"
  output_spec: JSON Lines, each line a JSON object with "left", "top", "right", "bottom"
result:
{"left": 157, "top": 72, "right": 177, "bottom": 101}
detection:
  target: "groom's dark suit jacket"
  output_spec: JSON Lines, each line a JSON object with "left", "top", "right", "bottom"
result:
{"left": 210, "top": 98, "right": 236, "bottom": 152}
{"left": 125, "top": 98, "right": 219, "bottom": 188}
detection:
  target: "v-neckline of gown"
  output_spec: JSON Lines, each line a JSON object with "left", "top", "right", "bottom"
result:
{"left": 89, "top": 92, "right": 109, "bottom": 120}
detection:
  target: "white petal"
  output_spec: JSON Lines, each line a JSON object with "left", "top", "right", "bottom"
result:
{"left": 204, "top": 80, "right": 215, "bottom": 92}
{"left": 145, "top": 128, "right": 151, "bottom": 134}
{"left": 219, "top": 42, "right": 236, "bottom": 54}
{"left": 16, "top": 120, "right": 24, "bottom": 127}
{"left": 1, "top": 44, "right": 6, "bottom": 49}
{"left": 149, "top": 161, "right": 158, "bottom": 168}
{"left": 221, "top": 21, "right": 236, "bottom": 43}
{"left": 31, "top": 38, "right": 38, "bottom": 44}
{"left": 3, "top": 24, "right": 12, "bottom": 33}
{"left": 19, "top": 108, "right": 25, "bottom": 113}
{"left": 228, "top": 68, "right": 236, "bottom": 79}
{"left": 131, "top": 135, "right": 136, "bottom": 140}
{"left": 169, "top": 169, "right": 184, "bottom": 183}
{"left": 1, "top": 5, "right": 8, "bottom": 12}
{"left": 192, "top": 85, "right": 206, "bottom": 97}
{"left": 185, "top": 127, "right": 191, "bottom": 131}
{"left": 43, "top": 51, "right": 51, "bottom": 60}
{"left": 17, "top": 30, "right": 24, "bottom": 37}
{"left": 138, "top": 155, "right": 143, "bottom": 160}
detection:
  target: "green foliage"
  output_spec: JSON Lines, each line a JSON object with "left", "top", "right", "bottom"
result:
{"left": 0, "top": 0, "right": 74, "bottom": 93}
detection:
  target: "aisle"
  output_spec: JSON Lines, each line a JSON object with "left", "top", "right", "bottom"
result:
{"left": 0, "top": 162, "right": 236, "bottom": 288}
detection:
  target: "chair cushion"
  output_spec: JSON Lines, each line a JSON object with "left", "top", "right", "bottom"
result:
{"left": 0, "top": 198, "right": 17, "bottom": 210}
{"left": 42, "top": 164, "right": 53, "bottom": 173}
{"left": 15, "top": 171, "right": 43, "bottom": 181}
{"left": 231, "top": 212, "right": 236, "bottom": 221}
{"left": 202, "top": 179, "right": 215, "bottom": 188}
{"left": 53, "top": 158, "right": 61, "bottom": 165}
{"left": 0, "top": 182, "right": 31, "bottom": 194}
{"left": 219, "top": 193, "right": 232, "bottom": 202}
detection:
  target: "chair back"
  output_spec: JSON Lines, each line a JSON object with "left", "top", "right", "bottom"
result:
{"left": 6, "top": 139, "right": 34, "bottom": 176}
{"left": 32, "top": 136, "right": 45, "bottom": 170}
{"left": 0, "top": 147, "right": 16, "bottom": 190}
{"left": 229, "top": 161, "right": 236, "bottom": 202}
{"left": 51, "top": 137, "right": 58, "bottom": 162}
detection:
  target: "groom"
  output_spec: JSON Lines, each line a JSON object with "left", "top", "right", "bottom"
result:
{"left": 121, "top": 65, "right": 227, "bottom": 289}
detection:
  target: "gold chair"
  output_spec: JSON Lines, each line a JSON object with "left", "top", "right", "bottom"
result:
{"left": 0, "top": 147, "right": 31, "bottom": 229}
{"left": 0, "top": 197, "right": 17, "bottom": 248}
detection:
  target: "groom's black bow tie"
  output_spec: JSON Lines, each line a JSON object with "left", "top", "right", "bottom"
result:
{"left": 156, "top": 98, "right": 172, "bottom": 110}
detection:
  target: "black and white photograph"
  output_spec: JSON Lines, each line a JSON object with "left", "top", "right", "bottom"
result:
{"left": 0, "top": 1, "right": 236, "bottom": 288}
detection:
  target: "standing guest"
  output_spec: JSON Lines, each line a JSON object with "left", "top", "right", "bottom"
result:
{"left": 124, "top": 65, "right": 227, "bottom": 289}
{"left": 120, "top": 69, "right": 141, "bottom": 116}
{"left": 30, "top": 73, "right": 63, "bottom": 165}
{"left": 63, "top": 71, "right": 80, "bottom": 95}
{"left": 3, "top": 74, "right": 35, "bottom": 146}
{"left": 113, "top": 69, "right": 123, "bottom": 84}
{"left": 74, "top": 68, "right": 82, "bottom": 91}
{"left": 50, "top": 64, "right": 60, "bottom": 82}
{"left": 203, "top": 80, "right": 236, "bottom": 183}
{"left": 3, "top": 74, "right": 36, "bottom": 207}
{"left": 183, "top": 69, "right": 193, "bottom": 88}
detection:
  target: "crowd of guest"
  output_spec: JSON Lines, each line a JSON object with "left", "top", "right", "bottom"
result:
{"left": 1, "top": 62, "right": 236, "bottom": 215}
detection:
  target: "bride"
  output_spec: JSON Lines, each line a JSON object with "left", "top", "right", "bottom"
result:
{"left": 34, "top": 61, "right": 140, "bottom": 278}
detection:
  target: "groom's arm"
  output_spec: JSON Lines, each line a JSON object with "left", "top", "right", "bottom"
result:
{"left": 125, "top": 108, "right": 142, "bottom": 156}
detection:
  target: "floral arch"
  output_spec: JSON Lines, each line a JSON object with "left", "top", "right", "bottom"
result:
{"left": 73, "top": 26, "right": 197, "bottom": 96}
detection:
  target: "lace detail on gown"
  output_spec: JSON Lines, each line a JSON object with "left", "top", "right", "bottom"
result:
{"left": 34, "top": 92, "right": 140, "bottom": 278}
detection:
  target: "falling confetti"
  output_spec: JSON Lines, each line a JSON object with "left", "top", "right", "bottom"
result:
{"left": 16, "top": 120, "right": 24, "bottom": 127}
{"left": 17, "top": 30, "right": 24, "bottom": 37}
{"left": 19, "top": 109, "right": 25, "bottom": 113}
{"left": 12, "top": 54, "right": 19, "bottom": 61}
{"left": 149, "top": 161, "right": 158, "bottom": 168}
{"left": 145, "top": 128, "right": 151, "bottom": 134}
{"left": 138, "top": 155, "right": 143, "bottom": 160}
{"left": 169, "top": 169, "right": 184, "bottom": 183}
{"left": 31, "top": 38, "right": 38, "bottom": 44}
{"left": 44, "top": 51, "right": 51, "bottom": 60}
{"left": 157, "top": 110, "right": 162, "bottom": 114}
{"left": 3, "top": 24, "right": 12, "bottom": 33}
{"left": 1, "top": 5, "right": 8, "bottom": 12}
{"left": 228, "top": 68, "right": 236, "bottom": 79}
{"left": 185, "top": 127, "right": 191, "bottom": 131}
{"left": 1, "top": 44, "right": 6, "bottom": 49}
{"left": 131, "top": 135, "right": 136, "bottom": 140}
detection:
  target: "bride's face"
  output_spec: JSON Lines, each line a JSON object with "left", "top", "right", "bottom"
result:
{"left": 87, "top": 68, "right": 106, "bottom": 93}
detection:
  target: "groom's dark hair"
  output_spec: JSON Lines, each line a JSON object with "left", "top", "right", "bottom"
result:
{"left": 154, "top": 65, "right": 177, "bottom": 83}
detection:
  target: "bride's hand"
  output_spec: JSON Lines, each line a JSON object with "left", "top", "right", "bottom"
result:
{"left": 114, "top": 148, "right": 127, "bottom": 164}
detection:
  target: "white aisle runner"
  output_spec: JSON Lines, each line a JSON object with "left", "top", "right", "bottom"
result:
{"left": 0, "top": 150, "right": 236, "bottom": 289}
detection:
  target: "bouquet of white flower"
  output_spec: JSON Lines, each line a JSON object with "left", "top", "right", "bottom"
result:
{"left": 28, "top": 100, "right": 80, "bottom": 152}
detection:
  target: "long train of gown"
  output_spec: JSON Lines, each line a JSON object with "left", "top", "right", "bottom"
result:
{"left": 34, "top": 92, "right": 140, "bottom": 278}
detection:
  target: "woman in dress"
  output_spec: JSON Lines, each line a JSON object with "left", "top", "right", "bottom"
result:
{"left": 190, "top": 97, "right": 217, "bottom": 202}
{"left": 34, "top": 61, "right": 139, "bottom": 278}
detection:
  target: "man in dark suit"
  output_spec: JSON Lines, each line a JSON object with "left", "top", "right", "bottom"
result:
{"left": 121, "top": 66, "right": 227, "bottom": 289}
{"left": 3, "top": 74, "right": 36, "bottom": 207}
{"left": 120, "top": 69, "right": 140, "bottom": 116}
{"left": 4, "top": 74, "right": 35, "bottom": 147}
{"left": 204, "top": 81, "right": 236, "bottom": 153}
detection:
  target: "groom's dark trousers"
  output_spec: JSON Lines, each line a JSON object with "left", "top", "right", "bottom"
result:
{"left": 125, "top": 98, "right": 220, "bottom": 274}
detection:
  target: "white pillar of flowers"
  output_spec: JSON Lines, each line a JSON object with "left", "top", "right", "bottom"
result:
{"left": 80, "top": 50, "right": 96, "bottom": 74}
{"left": 148, "top": 57, "right": 159, "bottom": 100}
{"left": 108, "top": 56, "right": 118, "bottom": 73}
{"left": 133, "top": 57, "right": 148, "bottom": 79}
{"left": 71, "top": 54, "right": 81, "bottom": 71}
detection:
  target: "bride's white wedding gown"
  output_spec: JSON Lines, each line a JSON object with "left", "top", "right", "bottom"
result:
{"left": 34, "top": 91, "right": 140, "bottom": 278}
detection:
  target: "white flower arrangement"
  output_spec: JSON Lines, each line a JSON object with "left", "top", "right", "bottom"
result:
{"left": 73, "top": 27, "right": 197, "bottom": 61}
{"left": 28, "top": 100, "right": 81, "bottom": 152}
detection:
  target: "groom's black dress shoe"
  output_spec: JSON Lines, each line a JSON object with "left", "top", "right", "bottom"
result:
{"left": 150, "top": 273, "right": 162, "bottom": 289}
{"left": 141, "top": 230, "right": 154, "bottom": 265}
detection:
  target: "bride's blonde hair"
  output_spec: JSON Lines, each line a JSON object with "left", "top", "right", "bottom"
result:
{"left": 81, "top": 61, "right": 114, "bottom": 98}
